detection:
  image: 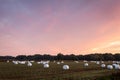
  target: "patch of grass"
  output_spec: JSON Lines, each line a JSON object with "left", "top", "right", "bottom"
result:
{"left": 0, "top": 61, "right": 119, "bottom": 80}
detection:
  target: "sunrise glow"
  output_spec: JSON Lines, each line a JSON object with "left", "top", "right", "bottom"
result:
{"left": 0, "top": 0, "right": 120, "bottom": 56}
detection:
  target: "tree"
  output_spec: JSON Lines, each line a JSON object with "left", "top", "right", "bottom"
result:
{"left": 114, "top": 53, "right": 120, "bottom": 61}
{"left": 57, "top": 53, "right": 64, "bottom": 60}
{"left": 15, "top": 55, "right": 27, "bottom": 61}
{"left": 103, "top": 53, "right": 114, "bottom": 61}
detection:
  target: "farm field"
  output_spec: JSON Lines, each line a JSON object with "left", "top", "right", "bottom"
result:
{"left": 0, "top": 61, "right": 119, "bottom": 80}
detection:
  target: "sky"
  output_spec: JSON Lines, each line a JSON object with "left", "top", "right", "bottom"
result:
{"left": 0, "top": 0, "right": 120, "bottom": 56}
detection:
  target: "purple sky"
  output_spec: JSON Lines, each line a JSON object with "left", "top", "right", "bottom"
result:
{"left": 0, "top": 0, "right": 120, "bottom": 56}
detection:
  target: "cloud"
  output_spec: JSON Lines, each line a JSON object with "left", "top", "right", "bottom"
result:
{"left": 91, "top": 41, "right": 120, "bottom": 53}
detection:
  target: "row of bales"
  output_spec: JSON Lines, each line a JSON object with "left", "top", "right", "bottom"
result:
{"left": 11, "top": 60, "right": 69, "bottom": 70}
{"left": 7, "top": 60, "right": 120, "bottom": 70}
{"left": 84, "top": 60, "right": 120, "bottom": 69}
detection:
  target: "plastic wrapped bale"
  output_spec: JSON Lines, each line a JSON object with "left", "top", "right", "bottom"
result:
{"left": 57, "top": 62, "right": 60, "bottom": 64}
{"left": 61, "top": 61, "right": 64, "bottom": 63}
{"left": 107, "top": 65, "right": 113, "bottom": 69}
{"left": 37, "top": 62, "right": 41, "bottom": 64}
{"left": 101, "top": 61, "right": 104, "bottom": 63}
{"left": 43, "top": 62, "right": 47, "bottom": 65}
{"left": 42, "top": 61, "right": 49, "bottom": 65}
{"left": 44, "top": 64, "right": 49, "bottom": 68}
{"left": 63, "top": 65, "right": 69, "bottom": 70}
{"left": 113, "top": 63, "right": 117, "bottom": 67}
{"left": 84, "top": 63, "right": 89, "bottom": 67}
{"left": 27, "top": 62, "right": 32, "bottom": 67}
{"left": 19, "top": 61, "right": 26, "bottom": 64}
{"left": 101, "top": 64, "right": 106, "bottom": 68}
{"left": 96, "top": 61, "right": 100, "bottom": 64}
{"left": 7, "top": 60, "right": 9, "bottom": 63}
{"left": 83, "top": 60, "right": 88, "bottom": 63}
{"left": 13, "top": 61, "right": 18, "bottom": 65}
{"left": 116, "top": 61, "right": 120, "bottom": 64}
{"left": 114, "top": 64, "right": 120, "bottom": 69}
{"left": 75, "top": 61, "right": 79, "bottom": 63}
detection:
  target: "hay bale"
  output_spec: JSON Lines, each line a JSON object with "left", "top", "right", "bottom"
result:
{"left": 44, "top": 64, "right": 49, "bottom": 68}
{"left": 101, "top": 64, "right": 106, "bottom": 68}
{"left": 12, "top": 61, "right": 18, "bottom": 64}
{"left": 84, "top": 63, "right": 89, "bottom": 67}
{"left": 107, "top": 65, "right": 113, "bottom": 69}
{"left": 27, "top": 62, "right": 32, "bottom": 66}
{"left": 63, "top": 65, "right": 69, "bottom": 70}
{"left": 57, "top": 62, "right": 60, "bottom": 64}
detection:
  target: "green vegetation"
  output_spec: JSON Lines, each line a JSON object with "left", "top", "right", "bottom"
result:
{"left": 0, "top": 61, "right": 119, "bottom": 80}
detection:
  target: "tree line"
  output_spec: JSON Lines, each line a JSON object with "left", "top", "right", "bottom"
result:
{"left": 0, "top": 53, "right": 120, "bottom": 61}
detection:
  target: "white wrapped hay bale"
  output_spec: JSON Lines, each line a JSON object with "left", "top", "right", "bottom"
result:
{"left": 37, "top": 62, "right": 41, "bottom": 64}
{"left": 42, "top": 62, "right": 45, "bottom": 65}
{"left": 75, "top": 61, "right": 79, "bottom": 63}
{"left": 44, "top": 64, "right": 49, "bottom": 68}
{"left": 61, "top": 61, "right": 64, "bottom": 63}
{"left": 19, "top": 61, "right": 26, "bottom": 64}
{"left": 13, "top": 61, "right": 18, "bottom": 64}
{"left": 115, "top": 65, "right": 120, "bottom": 69}
{"left": 42, "top": 61, "right": 50, "bottom": 65}
{"left": 112, "top": 63, "right": 117, "bottom": 68}
{"left": 113, "top": 64, "right": 120, "bottom": 69}
{"left": 96, "top": 61, "right": 100, "bottom": 64}
{"left": 84, "top": 63, "right": 89, "bottom": 67}
{"left": 57, "top": 62, "right": 60, "bottom": 64}
{"left": 101, "top": 61, "right": 104, "bottom": 63}
{"left": 83, "top": 60, "right": 88, "bottom": 63}
{"left": 63, "top": 65, "right": 69, "bottom": 70}
{"left": 116, "top": 61, "right": 120, "bottom": 64}
{"left": 27, "top": 62, "right": 32, "bottom": 66}
{"left": 101, "top": 64, "right": 106, "bottom": 68}
{"left": 107, "top": 65, "right": 113, "bottom": 69}
{"left": 7, "top": 60, "right": 9, "bottom": 63}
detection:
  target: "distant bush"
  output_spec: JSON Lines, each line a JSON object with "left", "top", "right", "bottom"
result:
{"left": 0, "top": 53, "right": 120, "bottom": 61}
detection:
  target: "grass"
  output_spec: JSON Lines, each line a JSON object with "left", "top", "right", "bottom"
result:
{"left": 0, "top": 61, "right": 119, "bottom": 80}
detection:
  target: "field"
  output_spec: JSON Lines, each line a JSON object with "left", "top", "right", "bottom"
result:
{"left": 0, "top": 61, "right": 119, "bottom": 80}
